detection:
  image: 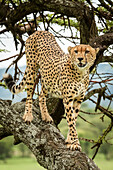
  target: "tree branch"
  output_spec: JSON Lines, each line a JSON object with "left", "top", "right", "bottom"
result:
{"left": 89, "top": 98, "right": 113, "bottom": 120}
{"left": 84, "top": 87, "right": 106, "bottom": 101}
{"left": 0, "top": 127, "right": 12, "bottom": 140}
{"left": 7, "top": 0, "right": 90, "bottom": 24}
{"left": 0, "top": 52, "right": 25, "bottom": 63}
{"left": 101, "top": 54, "right": 113, "bottom": 63}
{"left": 89, "top": 32, "right": 113, "bottom": 71}
{"left": 90, "top": 32, "right": 113, "bottom": 50}
{"left": 98, "top": 0, "right": 113, "bottom": 14}
{"left": 0, "top": 98, "right": 99, "bottom": 169}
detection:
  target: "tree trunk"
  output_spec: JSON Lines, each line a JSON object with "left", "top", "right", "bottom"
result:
{"left": 0, "top": 98, "right": 99, "bottom": 170}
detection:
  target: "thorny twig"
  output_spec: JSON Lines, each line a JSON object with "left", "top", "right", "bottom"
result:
{"left": 0, "top": 52, "right": 25, "bottom": 63}
{"left": 91, "top": 120, "right": 113, "bottom": 159}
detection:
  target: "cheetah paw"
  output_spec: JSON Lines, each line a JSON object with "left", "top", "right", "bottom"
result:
{"left": 23, "top": 113, "right": 33, "bottom": 123}
{"left": 42, "top": 114, "right": 53, "bottom": 123}
{"left": 66, "top": 142, "right": 82, "bottom": 151}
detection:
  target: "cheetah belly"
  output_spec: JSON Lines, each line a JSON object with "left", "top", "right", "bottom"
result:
{"left": 43, "top": 77, "right": 63, "bottom": 98}
{"left": 47, "top": 82, "right": 63, "bottom": 99}
{"left": 48, "top": 90, "right": 63, "bottom": 98}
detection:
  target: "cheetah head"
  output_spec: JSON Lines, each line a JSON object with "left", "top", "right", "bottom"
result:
{"left": 68, "top": 45, "right": 99, "bottom": 70}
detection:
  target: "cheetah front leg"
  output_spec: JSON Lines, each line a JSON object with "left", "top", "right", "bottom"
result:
{"left": 39, "top": 89, "right": 53, "bottom": 123}
{"left": 63, "top": 98, "right": 82, "bottom": 151}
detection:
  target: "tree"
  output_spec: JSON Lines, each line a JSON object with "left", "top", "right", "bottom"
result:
{"left": 0, "top": 0, "right": 113, "bottom": 169}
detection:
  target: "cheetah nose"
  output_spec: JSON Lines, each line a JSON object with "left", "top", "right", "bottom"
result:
{"left": 78, "top": 58, "right": 83, "bottom": 62}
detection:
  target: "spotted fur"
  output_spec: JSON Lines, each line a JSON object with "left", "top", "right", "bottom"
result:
{"left": 3, "top": 31, "right": 99, "bottom": 151}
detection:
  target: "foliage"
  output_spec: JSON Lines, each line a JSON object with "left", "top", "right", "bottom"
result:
{"left": 0, "top": 82, "right": 7, "bottom": 89}
{"left": 0, "top": 49, "right": 9, "bottom": 52}
{"left": 18, "top": 143, "right": 31, "bottom": 157}
{"left": 0, "top": 137, "right": 13, "bottom": 160}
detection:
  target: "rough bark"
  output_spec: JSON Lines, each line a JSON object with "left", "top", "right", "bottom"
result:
{"left": 0, "top": 98, "right": 99, "bottom": 170}
{"left": 90, "top": 32, "right": 113, "bottom": 50}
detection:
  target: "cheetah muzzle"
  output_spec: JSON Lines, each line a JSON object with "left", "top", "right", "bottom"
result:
{"left": 77, "top": 62, "right": 87, "bottom": 68}
{"left": 3, "top": 31, "right": 99, "bottom": 151}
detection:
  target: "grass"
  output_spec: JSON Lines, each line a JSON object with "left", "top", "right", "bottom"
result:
{"left": 94, "top": 154, "right": 113, "bottom": 170}
{"left": 0, "top": 157, "right": 45, "bottom": 170}
{"left": 0, "top": 155, "right": 113, "bottom": 170}
{"left": 95, "top": 159, "right": 113, "bottom": 170}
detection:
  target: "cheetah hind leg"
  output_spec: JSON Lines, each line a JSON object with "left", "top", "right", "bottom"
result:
{"left": 23, "top": 98, "right": 33, "bottom": 123}
{"left": 39, "top": 90, "right": 53, "bottom": 123}
{"left": 23, "top": 69, "right": 36, "bottom": 123}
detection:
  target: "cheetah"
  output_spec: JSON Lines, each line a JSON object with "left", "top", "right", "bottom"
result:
{"left": 3, "top": 31, "right": 99, "bottom": 151}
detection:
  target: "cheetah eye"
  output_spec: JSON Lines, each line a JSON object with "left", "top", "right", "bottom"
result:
{"left": 74, "top": 50, "right": 78, "bottom": 54}
{"left": 85, "top": 50, "right": 90, "bottom": 54}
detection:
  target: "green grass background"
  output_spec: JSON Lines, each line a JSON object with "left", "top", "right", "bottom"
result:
{"left": 0, "top": 157, "right": 45, "bottom": 170}
{"left": 0, "top": 155, "right": 113, "bottom": 170}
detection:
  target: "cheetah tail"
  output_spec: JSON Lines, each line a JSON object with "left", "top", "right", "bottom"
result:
{"left": 3, "top": 69, "right": 27, "bottom": 94}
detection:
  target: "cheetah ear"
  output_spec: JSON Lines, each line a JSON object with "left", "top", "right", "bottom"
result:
{"left": 95, "top": 48, "right": 99, "bottom": 54}
{"left": 68, "top": 46, "right": 72, "bottom": 54}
